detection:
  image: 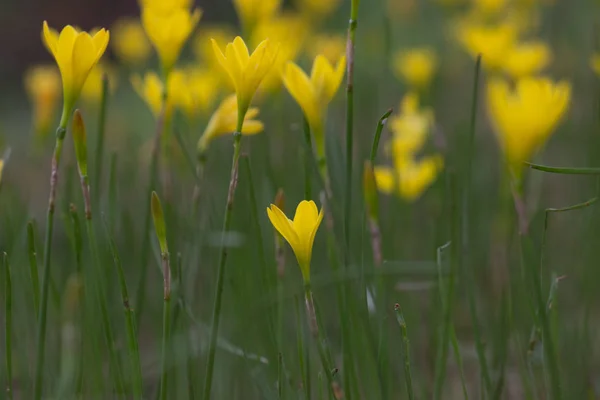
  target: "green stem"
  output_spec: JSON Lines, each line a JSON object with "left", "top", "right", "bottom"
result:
{"left": 278, "top": 352, "right": 283, "bottom": 399}
{"left": 295, "top": 296, "right": 309, "bottom": 399}
{"left": 103, "top": 216, "right": 143, "bottom": 400}
{"left": 303, "top": 117, "right": 313, "bottom": 200}
{"left": 34, "top": 116, "right": 69, "bottom": 399}
{"left": 203, "top": 123, "right": 244, "bottom": 399}
{"left": 4, "top": 253, "right": 12, "bottom": 400}
{"left": 394, "top": 303, "right": 413, "bottom": 400}
{"left": 526, "top": 162, "right": 600, "bottom": 175}
{"left": 27, "top": 222, "right": 41, "bottom": 318}
{"left": 93, "top": 74, "right": 109, "bottom": 200}
{"left": 159, "top": 252, "right": 172, "bottom": 400}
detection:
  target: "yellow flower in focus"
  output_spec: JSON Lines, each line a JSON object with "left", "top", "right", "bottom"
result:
{"left": 81, "top": 64, "right": 117, "bottom": 105}
{"left": 212, "top": 37, "right": 279, "bottom": 123}
{"left": 131, "top": 71, "right": 177, "bottom": 119}
{"left": 111, "top": 18, "right": 151, "bottom": 66}
{"left": 24, "top": 65, "right": 61, "bottom": 138}
{"left": 252, "top": 14, "right": 309, "bottom": 93}
{"left": 502, "top": 42, "right": 551, "bottom": 79}
{"left": 306, "top": 34, "right": 346, "bottom": 64}
{"left": 197, "top": 94, "right": 264, "bottom": 153}
{"left": 374, "top": 155, "right": 443, "bottom": 201}
{"left": 282, "top": 55, "right": 346, "bottom": 158}
{"left": 472, "top": 0, "right": 507, "bottom": 15}
{"left": 486, "top": 77, "right": 571, "bottom": 169}
{"left": 295, "top": 0, "right": 341, "bottom": 18}
{"left": 457, "top": 21, "right": 517, "bottom": 69}
{"left": 392, "top": 48, "right": 438, "bottom": 89}
{"left": 590, "top": 54, "right": 600, "bottom": 76}
{"left": 234, "top": 0, "right": 281, "bottom": 33}
{"left": 267, "top": 200, "right": 324, "bottom": 282}
{"left": 42, "top": 22, "right": 110, "bottom": 121}
{"left": 141, "top": 5, "right": 202, "bottom": 75}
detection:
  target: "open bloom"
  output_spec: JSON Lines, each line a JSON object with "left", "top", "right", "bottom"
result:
{"left": 487, "top": 77, "right": 571, "bottom": 170}
{"left": 212, "top": 36, "right": 279, "bottom": 124}
{"left": 233, "top": 0, "right": 281, "bottom": 33}
{"left": 282, "top": 55, "right": 345, "bottom": 158}
{"left": 142, "top": 4, "right": 202, "bottom": 74}
{"left": 111, "top": 18, "right": 152, "bottom": 66}
{"left": 197, "top": 94, "right": 264, "bottom": 153}
{"left": 502, "top": 41, "right": 551, "bottom": 79}
{"left": 42, "top": 22, "right": 110, "bottom": 120}
{"left": 267, "top": 200, "right": 324, "bottom": 282}
{"left": 24, "top": 65, "right": 61, "bottom": 138}
{"left": 392, "top": 48, "right": 437, "bottom": 89}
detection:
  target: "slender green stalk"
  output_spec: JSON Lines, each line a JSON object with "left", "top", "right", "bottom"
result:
{"left": 103, "top": 216, "right": 143, "bottom": 400}
{"left": 526, "top": 162, "right": 600, "bottom": 175}
{"left": 108, "top": 154, "right": 118, "bottom": 226}
{"left": 394, "top": 303, "right": 413, "bottom": 400}
{"left": 303, "top": 117, "right": 313, "bottom": 200}
{"left": 93, "top": 74, "right": 109, "bottom": 199}
{"left": 135, "top": 106, "right": 167, "bottom": 325}
{"left": 69, "top": 206, "right": 83, "bottom": 274}
{"left": 278, "top": 352, "right": 283, "bottom": 399}
{"left": 433, "top": 172, "right": 460, "bottom": 399}
{"left": 27, "top": 221, "right": 41, "bottom": 317}
{"left": 34, "top": 111, "right": 70, "bottom": 400}
{"left": 203, "top": 115, "right": 245, "bottom": 399}
{"left": 295, "top": 296, "right": 309, "bottom": 399}
{"left": 369, "top": 109, "right": 393, "bottom": 163}
{"left": 4, "top": 253, "right": 12, "bottom": 400}
{"left": 160, "top": 279, "right": 172, "bottom": 400}
{"left": 462, "top": 54, "right": 493, "bottom": 395}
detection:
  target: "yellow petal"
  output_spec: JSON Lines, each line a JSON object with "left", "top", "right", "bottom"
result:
{"left": 374, "top": 167, "right": 395, "bottom": 194}
{"left": 267, "top": 205, "right": 300, "bottom": 251}
{"left": 42, "top": 21, "right": 59, "bottom": 57}
{"left": 240, "top": 120, "right": 264, "bottom": 135}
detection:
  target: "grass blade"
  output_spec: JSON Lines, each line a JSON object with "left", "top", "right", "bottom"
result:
{"left": 4, "top": 252, "right": 13, "bottom": 400}
{"left": 527, "top": 163, "right": 600, "bottom": 175}
{"left": 394, "top": 303, "right": 414, "bottom": 400}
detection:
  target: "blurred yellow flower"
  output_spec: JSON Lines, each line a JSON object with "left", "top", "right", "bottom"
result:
{"left": 374, "top": 155, "right": 443, "bottom": 201}
{"left": 81, "top": 64, "right": 117, "bottom": 105}
{"left": 141, "top": 5, "right": 202, "bottom": 75}
{"left": 392, "top": 48, "right": 438, "bottom": 89}
{"left": 306, "top": 34, "right": 346, "bottom": 64}
{"left": 111, "top": 18, "right": 151, "bottom": 66}
{"left": 295, "top": 0, "right": 341, "bottom": 19}
{"left": 472, "top": 0, "right": 507, "bottom": 15}
{"left": 193, "top": 25, "right": 235, "bottom": 65}
{"left": 212, "top": 36, "right": 279, "bottom": 123}
{"left": 252, "top": 14, "right": 309, "bottom": 93}
{"left": 502, "top": 41, "right": 551, "bottom": 78}
{"left": 187, "top": 68, "right": 222, "bottom": 115}
{"left": 197, "top": 94, "right": 264, "bottom": 153}
{"left": 267, "top": 200, "right": 324, "bottom": 283}
{"left": 42, "top": 22, "right": 110, "bottom": 121}
{"left": 24, "top": 65, "right": 61, "bottom": 138}
{"left": 590, "top": 54, "right": 600, "bottom": 76}
{"left": 233, "top": 0, "right": 281, "bottom": 33}
{"left": 389, "top": 93, "right": 434, "bottom": 156}
{"left": 457, "top": 21, "right": 517, "bottom": 69}
{"left": 282, "top": 55, "right": 346, "bottom": 159}
{"left": 165, "top": 68, "right": 221, "bottom": 121}
{"left": 487, "top": 77, "right": 571, "bottom": 169}
{"left": 141, "top": 0, "right": 193, "bottom": 12}
{"left": 131, "top": 71, "right": 176, "bottom": 119}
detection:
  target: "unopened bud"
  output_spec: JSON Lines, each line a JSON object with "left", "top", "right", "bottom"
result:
{"left": 72, "top": 110, "right": 88, "bottom": 177}
{"left": 363, "top": 161, "right": 379, "bottom": 220}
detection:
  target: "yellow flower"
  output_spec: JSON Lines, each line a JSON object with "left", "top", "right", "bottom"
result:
{"left": 306, "top": 34, "right": 346, "bottom": 64}
{"left": 502, "top": 41, "right": 551, "bottom": 79}
{"left": 212, "top": 36, "right": 279, "bottom": 125}
{"left": 267, "top": 200, "right": 324, "bottom": 282}
{"left": 472, "top": 0, "right": 507, "bottom": 15}
{"left": 141, "top": 0, "right": 193, "bottom": 12}
{"left": 166, "top": 68, "right": 221, "bottom": 121}
{"left": 193, "top": 25, "right": 235, "bottom": 65}
{"left": 233, "top": 0, "right": 281, "bottom": 33}
{"left": 487, "top": 77, "right": 571, "bottom": 169}
{"left": 282, "top": 55, "right": 346, "bottom": 158}
{"left": 251, "top": 14, "right": 309, "bottom": 93}
{"left": 374, "top": 155, "right": 443, "bottom": 201}
{"left": 389, "top": 93, "right": 434, "bottom": 156}
{"left": 24, "top": 65, "right": 61, "bottom": 138}
{"left": 141, "top": 5, "right": 202, "bottom": 75}
{"left": 42, "top": 22, "right": 110, "bottom": 121}
{"left": 131, "top": 71, "right": 176, "bottom": 119}
{"left": 81, "top": 63, "right": 117, "bottom": 105}
{"left": 392, "top": 48, "right": 437, "bottom": 89}
{"left": 457, "top": 21, "right": 517, "bottom": 69}
{"left": 295, "top": 0, "right": 341, "bottom": 18}
{"left": 590, "top": 54, "right": 600, "bottom": 76}
{"left": 111, "top": 18, "right": 151, "bottom": 66}
{"left": 197, "top": 94, "right": 264, "bottom": 153}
